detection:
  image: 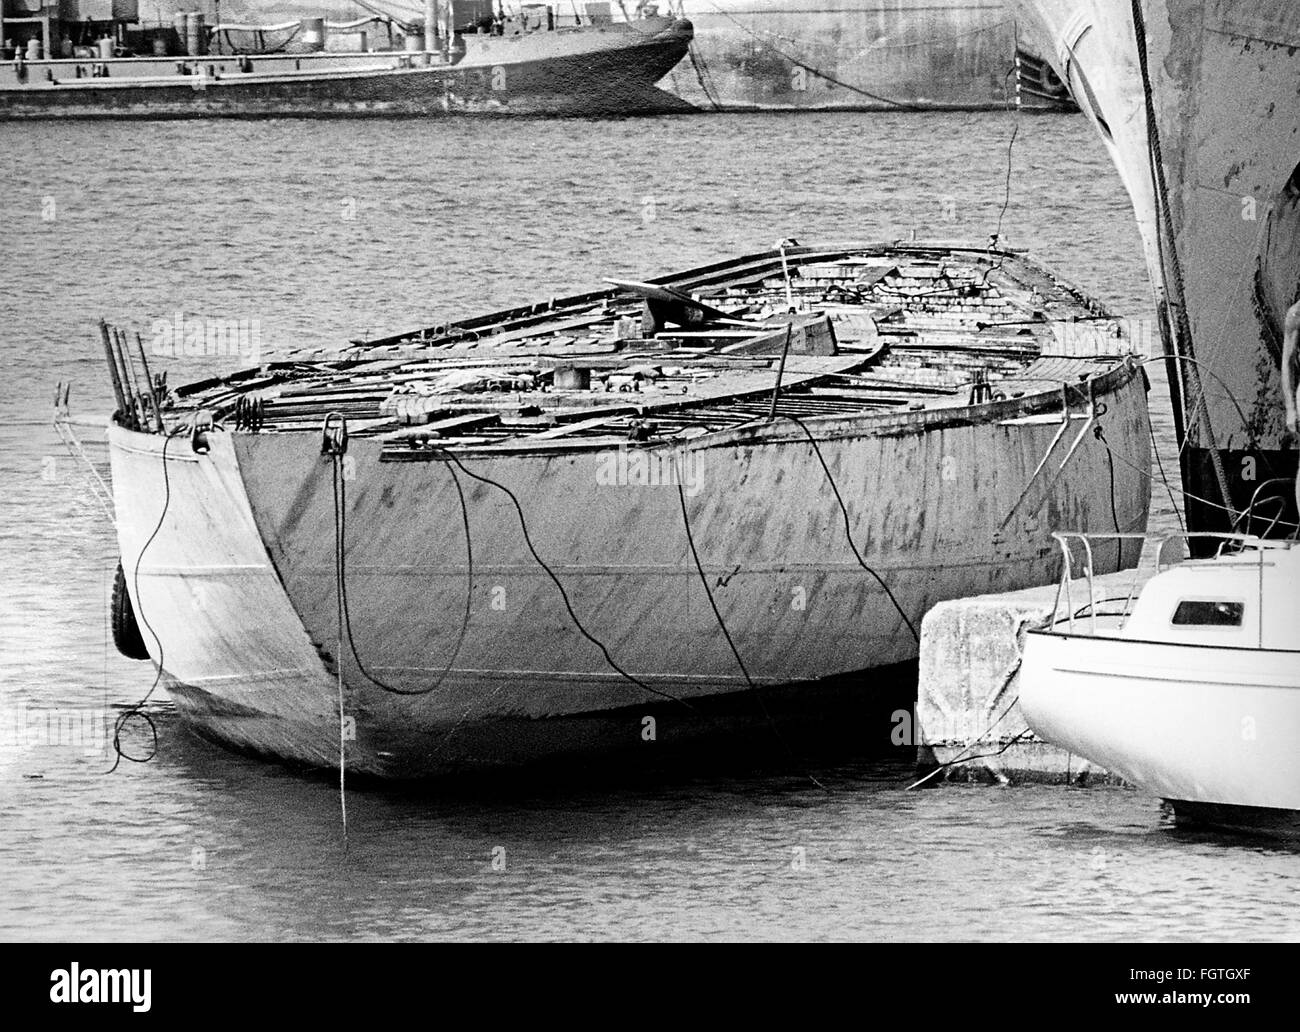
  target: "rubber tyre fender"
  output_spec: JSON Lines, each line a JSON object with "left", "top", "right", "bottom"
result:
{"left": 112, "top": 561, "right": 151, "bottom": 661}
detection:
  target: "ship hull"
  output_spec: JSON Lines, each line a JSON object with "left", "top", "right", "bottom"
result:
{"left": 662, "top": 0, "right": 1023, "bottom": 111}
{"left": 1015, "top": 1, "right": 1300, "bottom": 544}
{"left": 109, "top": 362, "right": 1150, "bottom": 777}
{"left": 0, "top": 19, "right": 694, "bottom": 119}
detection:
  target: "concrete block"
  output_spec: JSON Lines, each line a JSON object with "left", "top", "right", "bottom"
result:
{"left": 916, "top": 567, "right": 1155, "bottom": 784}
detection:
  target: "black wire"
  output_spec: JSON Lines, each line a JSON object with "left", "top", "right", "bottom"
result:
{"left": 675, "top": 479, "right": 755, "bottom": 688}
{"left": 434, "top": 450, "right": 847, "bottom": 785}
{"left": 995, "top": 121, "right": 1019, "bottom": 243}
{"left": 1095, "top": 424, "right": 1125, "bottom": 568}
{"left": 105, "top": 429, "right": 187, "bottom": 774}
{"left": 916, "top": 728, "right": 1034, "bottom": 786}
{"left": 776, "top": 414, "right": 921, "bottom": 644}
{"left": 991, "top": 30, "right": 1022, "bottom": 249}
{"left": 331, "top": 451, "right": 474, "bottom": 697}
{"left": 1071, "top": 597, "right": 1134, "bottom": 621}
{"left": 1147, "top": 392, "right": 1186, "bottom": 535}
{"left": 675, "top": 477, "right": 828, "bottom": 791}
{"left": 434, "top": 450, "right": 699, "bottom": 711}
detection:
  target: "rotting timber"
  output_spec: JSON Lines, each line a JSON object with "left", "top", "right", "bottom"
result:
{"left": 104, "top": 242, "right": 1152, "bottom": 777}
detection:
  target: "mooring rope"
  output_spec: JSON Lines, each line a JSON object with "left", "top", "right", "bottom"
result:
{"left": 330, "top": 451, "right": 349, "bottom": 843}
{"left": 105, "top": 428, "right": 188, "bottom": 775}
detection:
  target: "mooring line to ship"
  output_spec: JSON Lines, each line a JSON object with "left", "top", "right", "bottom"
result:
{"left": 104, "top": 428, "right": 189, "bottom": 775}
{"left": 994, "top": 25, "right": 1021, "bottom": 247}
{"left": 1099, "top": 425, "right": 1124, "bottom": 538}
{"left": 325, "top": 424, "right": 471, "bottom": 837}
{"left": 1093, "top": 427, "right": 1298, "bottom": 535}
{"left": 1098, "top": 357, "right": 1295, "bottom": 535}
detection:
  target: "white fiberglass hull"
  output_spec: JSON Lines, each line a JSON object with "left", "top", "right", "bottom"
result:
{"left": 1021, "top": 632, "right": 1300, "bottom": 826}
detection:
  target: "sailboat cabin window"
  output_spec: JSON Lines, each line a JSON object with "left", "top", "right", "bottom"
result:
{"left": 1171, "top": 600, "right": 1244, "bottom": 627}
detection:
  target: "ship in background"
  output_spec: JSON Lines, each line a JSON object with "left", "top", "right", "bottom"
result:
{"left": 651, "top": 0, "right": 1073, "bottom": 112}
{"left": 0, "top": 0, "right": 694, "bottom": 117}
{"left": 1015, "top": 0, "right": 1300, "bottom": 549}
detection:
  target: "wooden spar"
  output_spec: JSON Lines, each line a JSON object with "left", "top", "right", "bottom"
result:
{"left": 134, "top": 332, "right": 166, "bottom": 433}
{"left": 114, "top": 328, "right": 146, "bottom": 432}
{"left": 107, "top": 325, "right": 141, "bottom": 430}
{"left": 767, "top": 322, "right": 793, "bottom": 422}
{"left": 99, "top": 321, "right": 128, "bottom": 420}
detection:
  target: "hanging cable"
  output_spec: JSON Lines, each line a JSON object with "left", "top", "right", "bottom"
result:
{"left": 776, "top": 415, "right": 921, "bottom": 644}
{"left": 1094, "top": 421, "right": 1298, "bottom": 532}
{"left": 432, "top": 449, "right": 700, "bottom": 711}
{"left": 674, "top": 473, "right": 827, "bottom": 790}
{"left": 430, "top": 449, "right": 844, "bottom": 785}
{"left": 993, "top": 23, "right": 1021, "bottom": 246}
{"left": 104, "top": 428, "right": 188, "bottom": 774}
{"left": 1094, "top": 424, "right": 1127, "bottom": 567}
{"left": 329, "top": 440, "right": 474, "bottom": 697}
{"left": 333, "top": 467, "right": 348, "bottom": 844}
{"left": 907, "top": 727, "right": 1034, "bottom": 790}
{"left": 1148, "top": 393, "right": 1186, "bottom": 535}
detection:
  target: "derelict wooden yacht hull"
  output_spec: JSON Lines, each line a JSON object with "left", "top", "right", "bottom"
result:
{"left": 108, "top": 361, "right": 1150, "bottom": 777}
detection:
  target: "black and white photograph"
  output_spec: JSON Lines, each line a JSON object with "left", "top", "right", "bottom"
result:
{"left": 0, "top": 0, "right": 1296, "bottom": 970}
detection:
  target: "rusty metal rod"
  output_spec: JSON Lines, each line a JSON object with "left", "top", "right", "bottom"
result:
{"left": 767, "top": 321, "right": 794, "bottom": 422}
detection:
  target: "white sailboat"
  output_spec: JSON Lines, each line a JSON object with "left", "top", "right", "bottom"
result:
{"left": 1014, "top": 0, "right": 1300, "bottom": 834}
{"left": 1021, "top": 532, "right": 1300, "bottom": 834}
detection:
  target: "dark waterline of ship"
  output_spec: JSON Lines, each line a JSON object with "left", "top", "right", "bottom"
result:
{"left": 1, "top": 113, "right": 1296, "bottom": 941}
